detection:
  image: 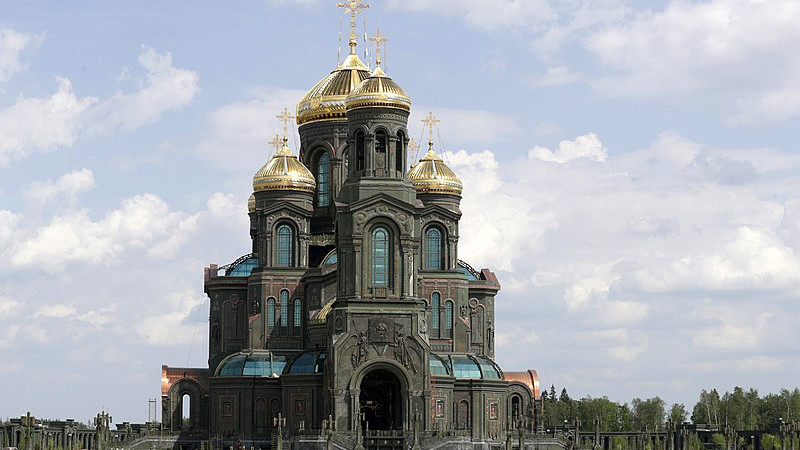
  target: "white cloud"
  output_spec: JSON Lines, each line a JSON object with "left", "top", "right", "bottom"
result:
{"left": 0, "top": 324, "right": 20, "bottom": 349}
{"left": 409, "top": 107, "right": 521, "bottom": 149}
{"left": 0, "top": 295, "right": 22, "bottom": 317}
{"left": 0, "top": 27, "right": 43, "bottom": 83}
{"left": 196, "top": 87, "right": 305, "bottom": 172}
{"left": 31, "top": 303, "right": 76, "bottom": 318}
{"left": 528, "top": 132, "right": 606, "bottom": 163}
{"left": 137, "top": 289, "right": 207, "bottom": 346}
{"left": 586, "top": 0, "right": 800, "bottom": 123}
{"left": 386, "top": 0, "right": 557, "bottom": 32}
{"left": 7, "top": 193, "right": 200, "bottom": 272}
{"left": 0, "top": 47, "right": 199, "bottom": 166}
{"left": 0, "top": 78, "right": 95, "bottom": 166}
{"left": 529, "top": 66, "right": 581, "bottom": 87}
{"left": 23, "top": 168, "right": 96, "bottom": 206}
{"left": 88, "top": 47, "right": 200, "bottom": 133}
{"left": 0, "top": 210, "right": 22, "bottom": 248}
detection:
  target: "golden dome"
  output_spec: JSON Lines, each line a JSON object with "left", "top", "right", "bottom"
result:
{"left": 296, "top": 54, "right": 371, "bottom": 125}
{"left": 408, "top": 147, "right": 463, "bottom": 196}
{"left": 247, "top": 194, "right": 256, "bottom": 213}
{"left": 345, "top": 65, "right": 411, "bottom": 111}
{"left": 253, "top": 144, "right": 316, "bottom": 193}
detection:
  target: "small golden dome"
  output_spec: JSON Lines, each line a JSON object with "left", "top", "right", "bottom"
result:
{"left": 247, "top": 193, "right": 256, "bottom": 213}
{"left": 253, "top": 144, "right": 316, "bottom": 193}
{"left": 345, "top": 65, "right": 411, "bottom": 111}
{"left": 408, "top": 148, "right": 463, "bottom": 196}
{"left": 296, "top": 54, "right": 371, "bottom": 125}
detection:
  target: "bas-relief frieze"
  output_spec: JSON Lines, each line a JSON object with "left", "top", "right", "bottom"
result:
{"left": 353, "top": 204, "right": 413, "bottom": 234}
{"left": 346, "top": 317, "right": 422, "bottom": 374}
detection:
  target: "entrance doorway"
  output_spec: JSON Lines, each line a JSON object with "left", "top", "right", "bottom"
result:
{"left": 359, "top": 369, "right": 403, "bottom": 430}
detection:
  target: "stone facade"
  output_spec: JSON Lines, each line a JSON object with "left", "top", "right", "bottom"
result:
{"left": 160, "top": 27, "right": 542, "bottom": 450}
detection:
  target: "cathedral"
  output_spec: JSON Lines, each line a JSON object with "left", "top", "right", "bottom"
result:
{"left": 160, "top": 3, "right": 541, "bottom": 448}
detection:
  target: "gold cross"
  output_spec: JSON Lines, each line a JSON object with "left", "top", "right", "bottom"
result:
{"left": 369, "top": 28, "right": 388, "bottom": 66}
{"left": 337, "top": 0, "right": 369, "bottom": 52}
{"left": 276, "top": 107, "right": 295, "bottom": 144}
{"left": 269, "top": 133, "right": 283, "bottom": 153}
{"left": 421, "top": 111, "right": 440, "bottom": 149}
{"left": 408, "top": 138, "right": 420, "bottom": 166}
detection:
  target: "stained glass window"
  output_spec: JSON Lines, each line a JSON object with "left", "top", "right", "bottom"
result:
{"left": 425, "top": 227, "right": 443, "bottom": 269}
{"left": 276, "top": 224, "right": 293, "bottom": 267}
{"left": 444, "top": 301, "right": 453, "bottom": 331}
{"left": 317, "top": 153, "right": 330, "bottom": 207}
{"left": 371, "top": 227, "right": 389, "bottom": 287}
{"left": 280, "top": 290, "right": 288, "bottom": 327}
{"left": 293, "top": 299, "right": 301, "bottom": 328}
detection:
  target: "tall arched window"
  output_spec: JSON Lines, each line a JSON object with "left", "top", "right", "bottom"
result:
{"left": 425, "top": 227, "right": 444, "bottom": 269}
{"left": 317, "top": 153, "right": 330, "bottom": 207}
{"left": 371, "top": 226, "right": 390, "bottom": 287}
{"left": 396, "top": 131, "right": 405, "bottom": 173}
{"left": 444, "top": 300, "right": 453, "bottom": 336}
{"left": 280, "top": 290, "right": 289, "bottom": 327}
{"left": 431, "top": 292, "right": 441, "bottom": 331}
{"left": 356, "top": 131, "right": 365, "bottom": 171}
{"left": 293, "top": 299, "right": 302, "bottom": 328}
{"left": 276, "top": 224, "right": 293, "bottom": 267}
{"left": 267, "top": 298, "right": 275, "bottom": 326}
{"left": 375, "top": 130, "right": 387, "bottom": 154}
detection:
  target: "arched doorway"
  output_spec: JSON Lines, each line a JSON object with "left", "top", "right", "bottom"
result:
{"left": 359, "top": 369, "right": 403, "bottom": 430}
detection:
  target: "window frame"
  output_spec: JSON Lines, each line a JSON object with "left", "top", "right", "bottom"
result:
{"left": 424, "top": 226, "right": 445, "bottom": 270}
{"left": 275, "top": 222, "right": 295, "bottom": 267}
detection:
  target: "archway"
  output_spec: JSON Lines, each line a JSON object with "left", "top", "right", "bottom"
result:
{"left": 359, "top": 369, "right": 403, "bottom": 430}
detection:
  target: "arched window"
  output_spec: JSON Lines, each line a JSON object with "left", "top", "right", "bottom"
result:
{"left": 396, "top": 131, "right": 405, "bottom": 173}
{"left": 317, "top": 153, "right": 330, "bottom": 207}
{"left": 276, "top": 224, "right": 293, "bottom": 267}
{"left": 375, "top": 130, "right": 387, "bottom": 154}
{"left": 181, "top": 393, "right": 191, "bottom": 428}
{"left": 444, "top": 300, "right": 453, "bottom": 335}
{"left": 293, "top": 299, "right": 302, "bottom": 328}
{"left": 371, "top": 226, "right": 390, "bottom": 287}
{"left": 280, "top": 290, "right": 289, "bottom": 327}
{"left": 356, "top": 131, "right": 365, "bottom": 171}
{"left": 256, "top": 398, "right": 267, "bottom": 427}
{"left": 425, "top": 227, "right": 444, "bottom": 269}
{"left": 431, "top": 292, "right": 440, "bottom": 331}
{"left": 267, "top": 298, "right": 276, "bottom": 326}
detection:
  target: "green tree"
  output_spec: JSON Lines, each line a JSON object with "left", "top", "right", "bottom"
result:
{"left": 692, "top": 389, "right": 722, "bottom": 427}
{"left": 632, "top": 397, "right": 666, "bottom": 431}
{"left": 670, "top": 403, "right": 688, "bottom": 425}
{"left": 761, "top": 434, "right": 780, "bottom": 450}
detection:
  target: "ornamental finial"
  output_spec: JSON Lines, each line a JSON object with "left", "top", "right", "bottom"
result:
{"left": 421, "top": 111, "right": 440, "bottom": 151}
{"left": 337, "top": 0, "right": 369, "bottom": 55}
{"left": 369, "top": 28, "right": 388, "bottom": 67}
{"left": 269, "top": 133, "right": 282, "bottom": 154}
{"left": 276, "top": 107, "right": 295, "bottom": 145}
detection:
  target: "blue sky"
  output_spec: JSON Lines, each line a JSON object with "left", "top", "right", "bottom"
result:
{"left": 1, "top": 0, "right": 799, "bottom": 422}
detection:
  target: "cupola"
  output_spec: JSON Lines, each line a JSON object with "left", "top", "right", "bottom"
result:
{"left": 408, "top": 147, "right": 463, "bottom": 196}
{"left": 252, "top": 141, "right": 316, "bottom": 193}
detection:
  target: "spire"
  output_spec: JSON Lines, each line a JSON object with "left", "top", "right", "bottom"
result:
{"left": 337, "top": 0, "right": 369, "bottom": 55}
{"left": 421, "top": 111, "right": 440, "bottom": 152}
{"left": 369, "top": 28, "right": 388, "bottom": 67}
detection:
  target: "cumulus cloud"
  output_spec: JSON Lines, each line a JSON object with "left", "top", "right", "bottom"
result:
{"left": 529, "top": 66, "right": 581, "bottom": 87}
{"left": 6, "top": 193, "right": 200, "bottom": 272}
{"left": 31, "top": 304, "right": 76, "bottom": 318}
{"left": 88, "top": 47, "right": 200, "bottom": 133}
{"left": 528, "top": 132, "right": 606, "bottom": 163}
{"left": 0, "top": 78, "right": 95, "bottom": 166}
{"left": 136, "top": 289, "right": 207, "bottom": 346}
{"left": 0, "top": 47, "right": 199, "bottom": 166}
{"left": 0, "top": 295, "right": 22, "bottom": 317}
{"left": 586, "top": 0, "right": 800, "bottom": 123}
{"left": 23, "top": 168, "right": 96, "bottom": 206}
{"left": 0, "top": 27, "right": 43, "bottom": 82}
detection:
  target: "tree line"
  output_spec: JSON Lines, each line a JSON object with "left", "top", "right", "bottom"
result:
{"left": 543, "top": 386, "right": 800, "bottom": 432}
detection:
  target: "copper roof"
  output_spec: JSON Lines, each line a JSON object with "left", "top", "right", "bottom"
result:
{"left": 504, "top": 369, "right": 541, "bottom": 400}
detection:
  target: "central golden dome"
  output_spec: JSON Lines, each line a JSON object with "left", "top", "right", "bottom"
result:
{"left": 296, "top": 54, "right": 371, "bottom": 125}
{"left": 407, "top": 147, "right": 463, "bottom": 196}
{"left": 253, "top": 143, "right": 316, "bottom": 193}
{"left": 345, "top": 65, "right": 411, "bottom": 111}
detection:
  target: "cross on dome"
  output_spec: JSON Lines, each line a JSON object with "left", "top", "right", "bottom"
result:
{"left": 369, "top": 28, "right": 388, "bottom": 66}
{"left": 421, "top": 111, "right": 440, "bottom": 150}
{"left": 276, "top": 107, "right": 295, "bottom": 144}
{"left": 337, "top": 0, "right": 369, "bottom": 54}
{"left": 269, "top": 133, "right": 283, "bottom": 154}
